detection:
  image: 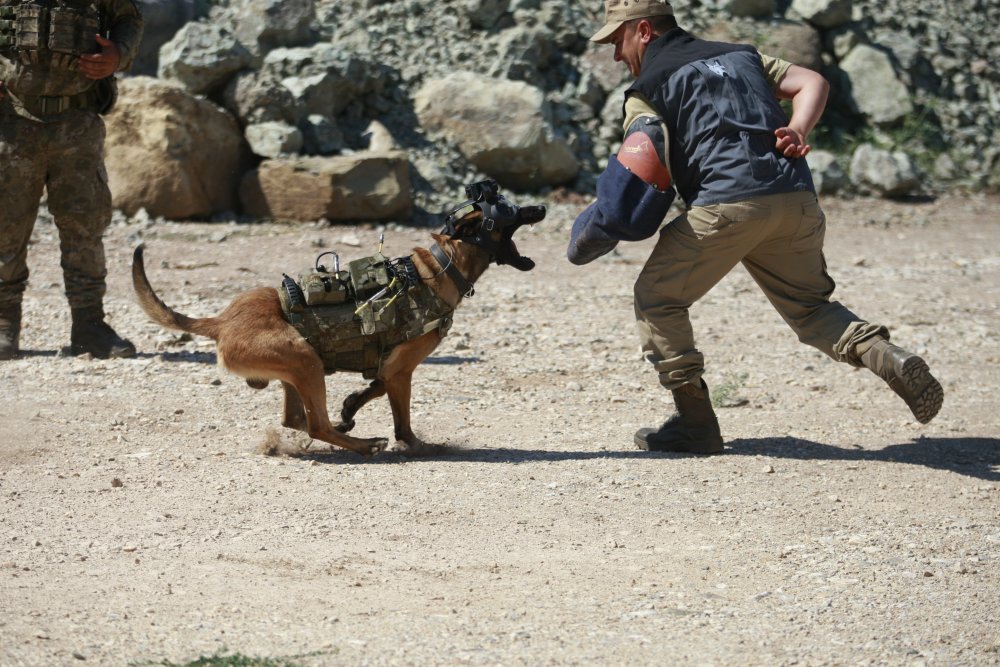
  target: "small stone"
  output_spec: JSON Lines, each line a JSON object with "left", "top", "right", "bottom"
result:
{"left": 111, "top": 478, "right": 123, "bottom": 488}
{"left": 763, "top": 465, "right": 775, "bottom": 473}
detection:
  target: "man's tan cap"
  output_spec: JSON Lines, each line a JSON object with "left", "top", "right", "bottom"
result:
{"left": 590, "top": 0, "right": 673, "bottom": 43}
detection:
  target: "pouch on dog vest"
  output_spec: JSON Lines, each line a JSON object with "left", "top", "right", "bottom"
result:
{"left": 278, "top": 253, "right": 454, "bottom": 379}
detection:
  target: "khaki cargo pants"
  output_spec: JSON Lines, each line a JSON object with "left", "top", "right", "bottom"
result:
{"left": 0, "top": 107, "right": 112, "bottom": 310}
{"left": 634, "top": 191, "right": 888, "bottom": 389}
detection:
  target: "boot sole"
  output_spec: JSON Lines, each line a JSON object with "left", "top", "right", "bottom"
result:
{"left": 896, "top": 355, "right": 944, "bottom": 424}
{"left": 70, "top": 343, "right": 137, "bottom": 359}
{"left": 634, "top": 429, "right": 724, "bottom": 454}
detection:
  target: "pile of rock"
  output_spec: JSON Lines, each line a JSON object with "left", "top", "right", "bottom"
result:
{"left": 109, "top": 0, "right": 997, "bottom": 222}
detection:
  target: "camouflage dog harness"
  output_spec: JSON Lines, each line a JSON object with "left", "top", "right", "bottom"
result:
{"left": 278, "top": 248, "right": 454, "bottom": 379}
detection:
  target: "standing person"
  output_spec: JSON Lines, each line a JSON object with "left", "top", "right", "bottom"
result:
{"left": 569, "top": 0, "right": 943, "bottom": 453}
{"left": 0, "top": 0, "right": 143, "bottom": 360}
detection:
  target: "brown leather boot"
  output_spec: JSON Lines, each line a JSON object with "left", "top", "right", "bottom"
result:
{"left": 861, "top": 339, "right": 943, "bottom": 424}
{"left": 0, "top": 304, "right": 21, "bottom": 361}
{"left": 635, "top": 379, "right": 724, "bottom": 454}
{"left": 70, "top": 306, "right": 136, "bottom": 359}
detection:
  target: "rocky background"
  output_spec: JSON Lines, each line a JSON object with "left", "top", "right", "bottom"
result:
{"left": 109, "top": 0, "right": 1000, "bottom": 223}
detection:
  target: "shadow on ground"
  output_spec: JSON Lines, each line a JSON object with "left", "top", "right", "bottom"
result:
{"left": 727, "top": 436, "right": 1000, "bottom": 481}
{"left": 285, "top": 436, "right": 1000, "bottom": 481}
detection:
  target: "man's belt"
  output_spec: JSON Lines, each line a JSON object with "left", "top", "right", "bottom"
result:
{"left": 9, "top": 87, "right": 99, "bottom": 116}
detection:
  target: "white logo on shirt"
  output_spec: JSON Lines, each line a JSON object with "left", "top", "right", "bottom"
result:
{"left": 707, "top": 60, "right": 728, "bottom": 77}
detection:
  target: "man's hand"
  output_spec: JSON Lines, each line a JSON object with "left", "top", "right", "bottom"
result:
{"left": 774, "top": 126, "right": 811, "bottom": 158}
{"left": 78, "top": 34, "right": 120, "bottom": 79}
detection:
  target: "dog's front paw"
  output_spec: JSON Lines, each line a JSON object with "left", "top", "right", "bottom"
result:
{"left": 385, "top": 438, "right": 441, "bottom": 457}
{"left": 363, "top": 438, "right": 389, "bottom": 457}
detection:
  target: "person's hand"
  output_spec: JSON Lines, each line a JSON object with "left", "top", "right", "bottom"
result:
{"left": 78, "top": 34, "right": 120, "bottom": 79}
{"left": 774, "top": 126, "right": 811, "bottom": 158}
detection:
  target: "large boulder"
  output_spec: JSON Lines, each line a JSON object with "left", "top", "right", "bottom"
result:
{"left": 414, "top": 71, "right": 579, "bottom": 190}
{"left": 157, "top": 21, "right": 253, "bottom": 95}
{"left": 239, "top": 153, "right": 412, "bottom": 222}
{"left": 226, "top": 0, "right": 316, "bottom": 60}
{"left": 839, "top": 44, "right": 913, "bottom": 125}
{"left": 222, "top": 44, "right": 392, "bottom": 127}
{"left": 850, "top": 143, "right": 920, "bottom": 197}
{"left": 703, "top": 19, "right": 823, "bottom": 70}
{"left": 104, "top": 77, "right": 246, "bottom": 219}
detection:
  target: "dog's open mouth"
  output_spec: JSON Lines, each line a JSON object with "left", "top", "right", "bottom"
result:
{"left": 498, "top": 203, "right": 546, "bottom": 271}
{"left": 442, "top": 181, "right": 546, "bottom": 272}
{"left": 497, "top": 229, "right": 535, "bottom": 271}
{"left": 498, "top": 236, "right": 533, "bottom": 271}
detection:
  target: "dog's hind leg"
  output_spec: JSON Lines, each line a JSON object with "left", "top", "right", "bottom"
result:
{"left": 281, "top": 381, "right": 308, "bottom": 432}
{"left": 277, "top": 351, "right": 388, "bottom": 457}
{"left": 336, "top": 379, "right": 386, "bottom": 433}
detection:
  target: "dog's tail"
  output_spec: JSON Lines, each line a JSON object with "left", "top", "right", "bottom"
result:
{"left": 131, "top": 244, "right": 222, "bottom": 340}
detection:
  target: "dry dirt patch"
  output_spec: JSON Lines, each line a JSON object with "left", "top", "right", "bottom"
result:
{"left": 1, "top": 195, "right": 998, "bottom": 666}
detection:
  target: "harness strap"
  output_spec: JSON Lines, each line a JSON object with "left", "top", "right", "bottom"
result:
{"left": 430, "top": 243, "right": 475, "bottom": 298}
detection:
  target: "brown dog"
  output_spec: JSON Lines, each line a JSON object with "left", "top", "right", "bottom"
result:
{"left": 132, "top": 181, "right": 545, "bottom": 456}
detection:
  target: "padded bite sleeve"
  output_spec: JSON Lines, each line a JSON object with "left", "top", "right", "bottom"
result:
{"left": 567, "top": 156, "right": 676, "bottom": 265}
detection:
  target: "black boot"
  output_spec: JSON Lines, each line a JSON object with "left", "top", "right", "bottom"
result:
{"left": 70, "top": 306, "right": 136, "bottom": 359}
{"left": 635, "top": 380, "right": 724, "bottom": 454}
{"left": 0, "top": 304, "right": 21, "bottom": 361}
{"left": 861, "top": 339, "right": 943, "bottom": 424}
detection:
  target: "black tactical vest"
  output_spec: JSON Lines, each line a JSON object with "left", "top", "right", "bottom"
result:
{"left": 629, "top": 28, "right": 815, "bottom": 207}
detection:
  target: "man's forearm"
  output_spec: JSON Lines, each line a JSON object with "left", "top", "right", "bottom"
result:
{"left": 779, "top": 65, "right": 829, "bottom": 141}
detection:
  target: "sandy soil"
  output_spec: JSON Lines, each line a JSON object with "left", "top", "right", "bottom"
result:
{"left": 1, "top": 193, "right": 998, "bottom": 666}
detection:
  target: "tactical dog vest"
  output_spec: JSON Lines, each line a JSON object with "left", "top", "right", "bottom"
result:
{"left": 278, "top": 252, "right": 455, "bottom": 379}
{"left": 0, "top": 0, "right": 99, "bottom": 68}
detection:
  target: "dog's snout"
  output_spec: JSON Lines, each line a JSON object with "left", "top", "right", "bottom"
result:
{"left": 518, "top": 205, "right": 546, "bottom": 224}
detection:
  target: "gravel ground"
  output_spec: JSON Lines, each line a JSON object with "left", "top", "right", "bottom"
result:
{"left": 1, "top": 194, "right": 998, "bottom": 666}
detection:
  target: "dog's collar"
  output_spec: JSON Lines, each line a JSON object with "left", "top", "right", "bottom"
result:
{"left": 430, "top": 243, "right": 475, "bottom": 298}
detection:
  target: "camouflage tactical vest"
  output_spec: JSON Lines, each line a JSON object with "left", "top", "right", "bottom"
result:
{"left": 278, "top": 253, "right": 454, "bottom": 379}
{"left": 0, "top": 0, "right": 99, "bottom": 69}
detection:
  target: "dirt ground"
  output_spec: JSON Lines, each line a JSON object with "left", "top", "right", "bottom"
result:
{"left": 1, "top": 193, "right": 998, "bottom": 667}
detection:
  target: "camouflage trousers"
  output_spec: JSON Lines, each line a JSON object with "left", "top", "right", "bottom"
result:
{"left": 634, "top": 191, "right": 889, "bottom": 390}
{"left": 0, "top": 106, "right": 112, "bottom": 310}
